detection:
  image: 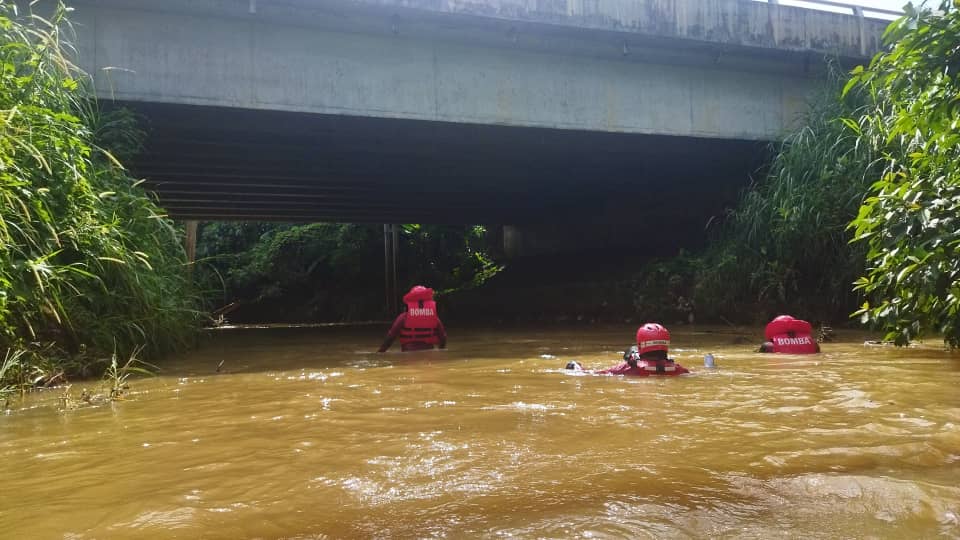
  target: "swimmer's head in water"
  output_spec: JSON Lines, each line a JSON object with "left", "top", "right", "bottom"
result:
{"left": 565, "top": 360, "right": 583, "bottom": 371}
{"left": 636, "top": 323, "right": 670, "bottom": 355}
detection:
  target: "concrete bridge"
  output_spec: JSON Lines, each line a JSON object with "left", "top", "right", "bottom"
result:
{"left": 58, "top": 0, "right": 895, "bottom": 226}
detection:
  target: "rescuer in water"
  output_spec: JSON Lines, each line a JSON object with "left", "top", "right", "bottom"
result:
{"left": 758, "top": 314, "right": 820, "bottom": 354}
{"left": 377, "top": 285, "right": 447, "bottom": 352}
{"left": 566, "top": 323, "right": 689, "bottom": 376}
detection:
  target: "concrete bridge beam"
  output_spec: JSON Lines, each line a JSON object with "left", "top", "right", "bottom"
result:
{"left": 62, "top": 0, "right": 890, "bottom": 141}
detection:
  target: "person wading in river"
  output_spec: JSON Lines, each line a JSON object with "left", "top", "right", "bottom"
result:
{"left": 758, "top": 314, "right": 819, "bottom": 354}
{"left": 378, "top": 285, "right": 447, "bottom": 353}
{"left": 601, "top": 323, "right": 689, "bottom": 375}
{"left": 566, "top": 323, "right": 689, "bottom": 376}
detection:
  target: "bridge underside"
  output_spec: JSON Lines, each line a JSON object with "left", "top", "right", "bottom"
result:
{"left": 129, "top": 103, "right": 767, "bottom": 229}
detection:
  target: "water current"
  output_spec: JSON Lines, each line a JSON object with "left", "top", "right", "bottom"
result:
{"left": 1, "top": 325, "right": 958, "bottom": 538}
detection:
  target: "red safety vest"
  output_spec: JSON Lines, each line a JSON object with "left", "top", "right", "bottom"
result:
{"left": 399, "top": 300, "right": 440, "bottom": 347}
{"left": 765, "top": 318, "right": 818, "bottom": 354}
{"left": 600, "top": 359, "right": 690, "bottom": 376}
{"left": 636, "top": 359, "right": 689, "bottom": 376}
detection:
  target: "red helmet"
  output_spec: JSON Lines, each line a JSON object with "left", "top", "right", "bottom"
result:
{"left": 403, "top": 285, "right": 434, "bottom": 303}
{"left": 636, "top": 323, "right": 670, "bottom": 355}
{"left": 765, "top": 315, "right": 812, "bottom": 340}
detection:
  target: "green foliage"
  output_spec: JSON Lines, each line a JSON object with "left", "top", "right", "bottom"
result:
{"left": 693, "top": 64, "right": 880, "bottom": 322}
{"left": 199, "top": 222, "right": 383, "bottom": 320}
{"left": 847, "top": 1, "right": 960, "bottom": 346}
{"left": 0, "top": 349, "right": 26, "bottom": 406}
{"left": 630, "top": 252, "right": 700, "bottom": 323}
{"left": 0, "top": 3, "right": 199, "bottom": 391}
{"left": 401, "top": 224, "right": 503, "bottom": 294}
{"left": 198, "top": 222, "right": 501, "bottom": 321}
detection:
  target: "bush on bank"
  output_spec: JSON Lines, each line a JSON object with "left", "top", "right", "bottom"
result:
{"left": 848, "top": 1, "right": 960, "bottom": 346}
{"left": 0, "top": 3, "right": 198, "bottom": 396}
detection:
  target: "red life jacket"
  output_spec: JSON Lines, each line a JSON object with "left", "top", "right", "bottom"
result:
{"left": 765, "top": 317, "right": 818, "bottom": 354}
{"left": 600, "top": 359, "right": 689, "bottom": 376}
{"left": 635, "top": 358, "right": 689, "bottom": 376}
{"left": 399, "top": 299, "right": 440, "bottom": 347}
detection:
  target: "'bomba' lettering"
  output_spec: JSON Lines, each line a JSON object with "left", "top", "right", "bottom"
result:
{"left": 774, "top": 336, "right": 813, "bottom": 345}
{"left": 409, "top": 308, "right": 435, "bottom": 317}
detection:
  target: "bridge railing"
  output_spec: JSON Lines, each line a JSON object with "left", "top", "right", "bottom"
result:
{"left": 756, "top": 0, "right": 904, "bottom": 20}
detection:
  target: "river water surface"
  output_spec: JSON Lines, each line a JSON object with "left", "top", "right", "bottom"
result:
{"left": 2, "top": 325, "right": 959, "bottom": 538}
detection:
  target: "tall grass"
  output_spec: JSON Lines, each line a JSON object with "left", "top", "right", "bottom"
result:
{"left": 0, "top": 2, "right": 199, "bottom": 392}
{"left": 693, "top": 63, "right": 883, "bottom": 323}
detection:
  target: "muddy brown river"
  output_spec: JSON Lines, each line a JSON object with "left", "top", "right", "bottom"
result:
{"left": 1, "top": 325, "right": 959, "bottom": 538}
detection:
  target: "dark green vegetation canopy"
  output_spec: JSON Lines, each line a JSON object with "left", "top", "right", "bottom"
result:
{"left": 1, "top": 4, "right": 198, "bottom": 395}
{"left": 197, "top": 223, "right": 500, "bottom": 323}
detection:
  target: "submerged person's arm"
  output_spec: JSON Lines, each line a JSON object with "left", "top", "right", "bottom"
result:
{"left": 598, "top": 361, "right": 632, "bottom": 375}
{"left": 377, "top": 313, "right": 406, "bottom": 353}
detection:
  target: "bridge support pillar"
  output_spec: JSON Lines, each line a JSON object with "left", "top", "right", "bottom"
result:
{"left": 184, "top": 220, "right": 198, "bottom": 265}
{"left": 853, "top": 6, "right": 868, "bottom": 56}
{"left": 503, "top": 225, "right": 523, "bottom": 259}
{"left": 384, "top": 224, "right": 399, "bottom": 314}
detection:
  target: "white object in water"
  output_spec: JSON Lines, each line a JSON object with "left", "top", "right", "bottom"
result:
{"left": 704, "top": 354, "right": 716, "bottom": 368}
